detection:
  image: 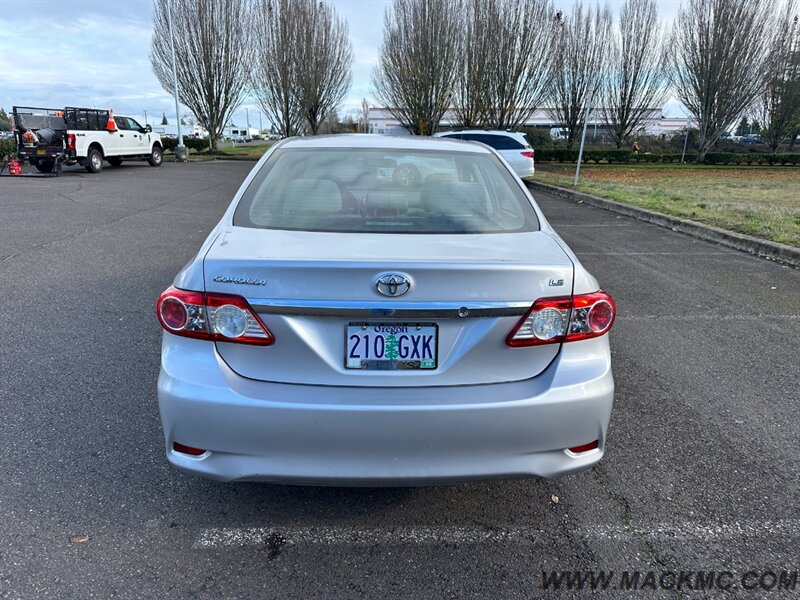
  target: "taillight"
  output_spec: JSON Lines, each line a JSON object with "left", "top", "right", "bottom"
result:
{"left": 156, "top": 286, "right": 274, "bottom": 345}
{"left": 506, "top": 290, "right": 616, "bottom": 347}
{"left": 67, "top": 133, "right": 76, "bottom": 150}
{"left": 521, "top": 150, "right": 534, "bottom": 158}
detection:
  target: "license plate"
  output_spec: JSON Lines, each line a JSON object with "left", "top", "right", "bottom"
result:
{"left": 36, "top": 149, "right": 47, "bottom": 155}
{"left": 346, "top": 323, "right": 437, "bottom": 370}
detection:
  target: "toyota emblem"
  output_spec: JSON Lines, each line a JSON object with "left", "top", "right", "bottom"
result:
{"left": 374, "top": 272, "right": 412, "bottom": 297}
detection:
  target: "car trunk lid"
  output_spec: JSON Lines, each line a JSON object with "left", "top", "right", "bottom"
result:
{"left": 203, "top": 227, "right": 574, "bottom": 387}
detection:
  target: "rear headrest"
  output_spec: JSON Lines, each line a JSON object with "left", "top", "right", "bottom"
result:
{"left": 364, "top": 191, "right": 409, "bottom": 216}
{"left": 282, "top": 179, "right": 343, "bottom": 214}
{"left": 423, "top": 172, "right": 455, "bottom": 185}
{"left": 420, "top": 181, "right": 487, "bottom": 216}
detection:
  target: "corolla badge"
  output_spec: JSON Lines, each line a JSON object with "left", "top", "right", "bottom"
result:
{"left": 374, "top": 272, "right": 412, "bottom": 297}
{"left": 212, "top": 275, "right": 267, "bottom": 286}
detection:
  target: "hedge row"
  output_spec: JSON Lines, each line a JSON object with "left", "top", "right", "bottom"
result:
{"left": 160, "top": 137, "right": 209, "bottom": 153}
{"left": 535, "top": 148, "right": 800, "bottom": 165}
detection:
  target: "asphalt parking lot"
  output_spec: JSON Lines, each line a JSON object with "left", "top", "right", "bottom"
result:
{"left": 1, "top": 161, "right": 798, "bottom": 599}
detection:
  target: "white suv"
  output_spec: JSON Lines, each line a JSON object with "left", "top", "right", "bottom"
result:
{"left": 434, "top": 130, "right": 534, "bottom": 178}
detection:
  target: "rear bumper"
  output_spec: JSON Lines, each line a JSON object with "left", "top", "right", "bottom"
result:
{"left": 157, "top": 336, "right": 613, "bottom": 485}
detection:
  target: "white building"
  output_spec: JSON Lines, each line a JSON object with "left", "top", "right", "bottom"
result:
{"left": 367, "top": 107, "right": 691, "bottom": 137}
{"left": 225, "top": 125, "right": 260, "bottom": 138}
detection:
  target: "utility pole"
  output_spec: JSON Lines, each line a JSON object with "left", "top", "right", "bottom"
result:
{"left": 259, "top": 111, "right": 262, "bottom": 133}
{"left": 574, "top": 88, "right": 594, "bottom": 187}
{"left": 681, "top": 125, "right": 691, "bottom": 163}
{"left": 246, "top": 108, "right": 250, "bottom": 136}
{"left": 143, "top": 109, "right": 148, "bottom": 126}
{"left": 166, "top": 0, "right": 187, "bottom": 161}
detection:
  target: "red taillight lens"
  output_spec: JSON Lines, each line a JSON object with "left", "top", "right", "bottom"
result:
{"left": 567, "top": 291, "right": 616, "bottom": 342}
{"left": 521, "top": 150, "right": 534, "bottom": 158}
{"left": 156, "top": 286, "right": 274, "bottom": 345}
{"left": 159, "top": 296, "right": 189, "bottom": 330}
{"left": 67, "top": 133, "right": 76, "bottom": 150}
{"left": 506, "top": 290, "right": 616, "bottom": 347}
{"left": 173, "top": 442, "right": 206, "bottom": 456}
{"left": 568, "top": 440, "right": 599, "bottom": 454}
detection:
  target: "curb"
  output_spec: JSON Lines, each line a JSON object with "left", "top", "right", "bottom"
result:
{"left": 525, "top": 180, "right": 800, "bottom": 268}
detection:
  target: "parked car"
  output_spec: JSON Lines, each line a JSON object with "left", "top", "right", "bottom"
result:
{"left": 434, "top": 130, "right": 535, "bottom": 177}
{"left": 155, "top": 134, "right": 616, "bottom": 484}
{"left": 740, "top": 134, "right": 763, "bottom": 144}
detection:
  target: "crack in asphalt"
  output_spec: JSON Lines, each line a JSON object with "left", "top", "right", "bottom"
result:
{"left": 591, "top": 466, "right": 684, "bottom": 599}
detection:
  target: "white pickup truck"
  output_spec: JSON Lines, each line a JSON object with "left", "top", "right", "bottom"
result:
{"left": 12, "top": 106, "right": 164, "bottom": 174}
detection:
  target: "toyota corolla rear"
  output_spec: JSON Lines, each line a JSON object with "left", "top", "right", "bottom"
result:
{"left": 156, "top": 135, "right": 615, "bottom": 484}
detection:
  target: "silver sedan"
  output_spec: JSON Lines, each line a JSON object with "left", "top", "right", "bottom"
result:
{"left": 156, "top": 134, "right": 615, "bottom": 484}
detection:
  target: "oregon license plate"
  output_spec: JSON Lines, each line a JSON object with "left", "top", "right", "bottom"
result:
{"left": 346, "top": 323, "right": 437, "bottom": 370}
{"left": 36, "top": 149, "right": 47, "bottom": 155}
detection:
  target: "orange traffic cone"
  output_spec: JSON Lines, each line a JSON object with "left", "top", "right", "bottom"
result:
{"left": 106, "top": 109, "right": 117, "bottom": 132}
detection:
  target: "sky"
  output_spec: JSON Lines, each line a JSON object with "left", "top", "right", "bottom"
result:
{"left": 0, "top": 0, "right": 686, "bottom": 131}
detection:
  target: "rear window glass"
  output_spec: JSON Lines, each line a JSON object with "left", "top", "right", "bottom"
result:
{"left": 460, "top": 133, "right": 525, "bottom": 150}
{"left": 233, "top": 148, "right": 539, "bottom": 234}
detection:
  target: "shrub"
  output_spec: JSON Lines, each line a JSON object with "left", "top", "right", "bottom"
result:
{"left": 185, "top": 137, "right": 209, "bottom": 152}
{"left": 160, "top": 136, "right": 209, "bottom": 153}
{"left": 703, "top": 152, "right": 741, "bottom": 165}
{"left": 0, "top": 137, "right": 17, "bottom": 159}
{"left": 535, "top": 148, "right": 579, "bottom": 162}
{"left": 583, "top": 149, "right": 633, "bottom": 163}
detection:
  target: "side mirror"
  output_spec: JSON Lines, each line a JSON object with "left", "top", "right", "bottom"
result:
{"left": 145, "top": 124, "right": 152, "bottom": 133}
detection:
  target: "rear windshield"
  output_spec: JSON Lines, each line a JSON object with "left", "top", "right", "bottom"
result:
{"left": 460, "top": 133, "right": 526, "bottom": 150}
{"left": 233, "top": 148, "right": 539, "bottom": 234}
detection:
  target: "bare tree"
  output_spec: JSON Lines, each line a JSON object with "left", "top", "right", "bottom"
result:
{"left": 251, "top": 0, "right": 352, "bottom": 137}
{"left": 601, "top": 0, "right": 668, "bottom": 148}
{"left": 483, "top": 0, "right": 556, "bottom": 129}
{"left": 454, "top": 0, "right": 490, "bottom": 127}
{"left": 547, "top": 3, "right": 612, "bottom": 148}
{"left": 359, "top": 97, "right": 371, "bottom": 133}
{"left": 293, "top": 0, "right": 353, "bottom": 135}
{"left": 670, "top": 0, "right": 774, "bottom": 162}
{"left": 372, "top": 0, "right": 463, "bottom": 135}
{"left": 150, "top": 0, "right": 252, "bottom": 151}
{"left": 251, "top": 0, "right": 303, "bottom": 138}
{"left": 754, "top": 4, "right": 800, "bottom": 152}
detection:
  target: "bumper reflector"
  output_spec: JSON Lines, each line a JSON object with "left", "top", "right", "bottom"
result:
{"left": 173, "top": 442, "right": 206, "bottom": 456}
{"left": 568, "top": 440, "right": 599, "bottom": 454}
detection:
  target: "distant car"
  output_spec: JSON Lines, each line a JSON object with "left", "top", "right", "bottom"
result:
{"left": 268, "top": 132, "right": 282, "bottom": 140}
{"left": 155, "top": 134, "right": 616, "bottom": 484}
{"left": 434, "top": 130, "right": 534, "bottom": 178}
{"left": 741, "top": 134, "right": 763, "bottom": 144}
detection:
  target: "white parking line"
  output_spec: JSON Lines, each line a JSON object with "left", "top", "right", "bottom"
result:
{"left": 618, "top": 315, "right": 800, "bottom": 321}
{"left": 193, "top": 519, "right": 800, "bottom": 549}
{"left": 554, "top": 224, "right": 633, "bottom": 227}
{"left": 578, "top": 251, "right": 733, "bottom": 255}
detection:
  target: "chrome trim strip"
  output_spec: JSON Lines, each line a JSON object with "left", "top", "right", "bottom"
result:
{"left": 248, "top": 299, "right": 531, "bottom": 319}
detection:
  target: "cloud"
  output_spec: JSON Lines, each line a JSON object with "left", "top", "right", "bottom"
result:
{"left": 0, "top": 0, "right": 685, "bottom": 128}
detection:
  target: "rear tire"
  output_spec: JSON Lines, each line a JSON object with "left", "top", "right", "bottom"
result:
{"left": 35, "top": 160, "right": 55, "bottom": 173}
{"left": 85, "top": 147, "right": 103, "bottom": 173}
{"left": 148, "top": 145, "right": 163, "bottom": 167}
{"left": 107, "top": 157, "right": 123, "bottom": 167}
